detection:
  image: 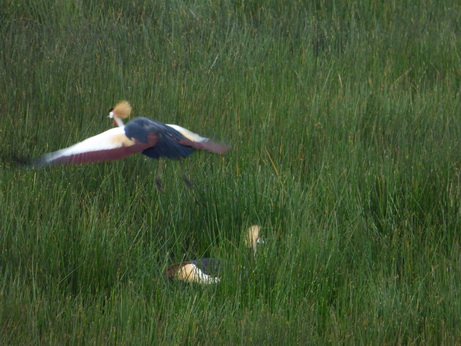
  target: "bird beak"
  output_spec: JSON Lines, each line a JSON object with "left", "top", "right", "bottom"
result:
{"left": 257, "top": 237, "right": 268, "bottom": 244}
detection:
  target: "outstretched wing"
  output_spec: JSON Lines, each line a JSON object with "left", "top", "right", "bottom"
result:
{"left": 168, "top": 124, "right": 230, "bottom": 155}
{"left": 32, "top": 127, "right": 158, "bottom": 167}
{"left": 124, "top": 118, "right": 229, "bottom": 160}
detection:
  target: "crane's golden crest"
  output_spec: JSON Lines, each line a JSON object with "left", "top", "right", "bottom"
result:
{"left": 113, "top": 100, "right": 132, "bottom": 119}
{"left": 245, "top": 225, "right": 260, "bottom": 249}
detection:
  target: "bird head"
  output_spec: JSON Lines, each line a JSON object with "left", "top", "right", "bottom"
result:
{"left": 166, "top": 262, "right": 184, "bottom": 279}
{"left": 108, "top": 100, "right": 132, "bottom": 127}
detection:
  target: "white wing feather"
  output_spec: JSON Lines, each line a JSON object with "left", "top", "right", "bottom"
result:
{"left": 37, "top": 127, "right": 131, "bottom": 165}
{"left": 167, "top": 124, "right": 208, "bottom": 142}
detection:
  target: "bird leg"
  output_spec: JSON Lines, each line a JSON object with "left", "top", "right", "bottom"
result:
{"left": 180, "top": 161, "right": 194, "bottom": 189}
{"left": 183, "top": 175, "right": 193, "bottom": 189}
{"left": 155, "top": 159, "right": 164, "bottom": 192}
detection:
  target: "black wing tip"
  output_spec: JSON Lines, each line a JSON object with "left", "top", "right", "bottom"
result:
{"left": 0, "top": 152, "right": 37, "bottom": 168}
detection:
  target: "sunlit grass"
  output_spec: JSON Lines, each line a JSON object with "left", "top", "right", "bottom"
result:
{"left": 1, "top": 0, "right": 461, "bottom": 343}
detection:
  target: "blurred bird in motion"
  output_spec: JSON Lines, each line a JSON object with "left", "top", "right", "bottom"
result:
{"left": 31, "top": 101, "right": 229, "bottom": 189}
{"left": 167, "top": 225, "right": 266, "bottom": 285}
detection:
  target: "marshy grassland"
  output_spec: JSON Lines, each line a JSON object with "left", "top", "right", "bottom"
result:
{"left": 1, "top": 0, "right": 461, "bottom": 343}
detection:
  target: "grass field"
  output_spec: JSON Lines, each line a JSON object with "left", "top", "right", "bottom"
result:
{"left": 1, "top": 0, "right": 461, "bottom": 343}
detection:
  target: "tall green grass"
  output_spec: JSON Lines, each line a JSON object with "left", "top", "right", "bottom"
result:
{"left": 1, "top": 0, "right": 461, "bottom": 343}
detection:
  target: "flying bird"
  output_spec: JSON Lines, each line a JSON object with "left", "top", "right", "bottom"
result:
{"left": 32, "top": 101, "right": 229, "bottom": 187}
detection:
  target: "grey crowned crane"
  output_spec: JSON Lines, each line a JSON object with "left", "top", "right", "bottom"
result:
{"left": 167, "top": 225, "right": 266, "bottom": 284}
{"left": 32, "top": 101, "right": 229, "bottom": 188}
{"left": 167, "top": 258, "right": 222, "bottom": 285}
